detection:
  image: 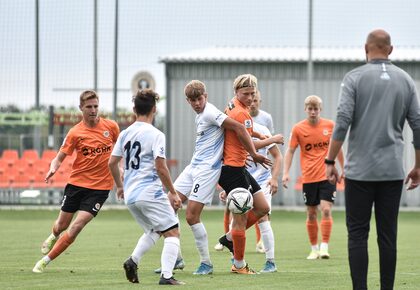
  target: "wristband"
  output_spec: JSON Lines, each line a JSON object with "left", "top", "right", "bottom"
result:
{"left": 324, "top": 158, "right": 335, "bottom": 165}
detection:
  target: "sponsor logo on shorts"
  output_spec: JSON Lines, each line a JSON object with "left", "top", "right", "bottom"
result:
{"left": 332, "top": 191, "right": 336, "bottom": 201}
{"left": 92, "top": 203, "right": 101, "bottom": 212}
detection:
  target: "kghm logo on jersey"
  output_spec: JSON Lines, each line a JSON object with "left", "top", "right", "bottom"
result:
{"left": 304, "top": 140, "right": 330, "bottom": 151}
{"left": 82, "top": 146, "right": 112, "bottom": 156}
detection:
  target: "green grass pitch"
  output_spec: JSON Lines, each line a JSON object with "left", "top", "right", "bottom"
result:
{"left": 0, "top": 208, "right": 419, "bottom": 289}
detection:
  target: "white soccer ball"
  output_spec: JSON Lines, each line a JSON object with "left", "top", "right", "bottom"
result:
{"left": 227, "top": 188, "right": 253, "bottom": 215}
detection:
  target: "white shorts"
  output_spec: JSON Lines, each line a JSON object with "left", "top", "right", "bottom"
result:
{"left": 127, "top": 198, "right": 179, "bottom": 233}
{"left": 174, "top": 164, "right": 221, "bottom": 205}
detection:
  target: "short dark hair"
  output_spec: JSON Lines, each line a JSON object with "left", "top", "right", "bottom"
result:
{"left": 133, "top": 89, "right": 159, "bottom": 116}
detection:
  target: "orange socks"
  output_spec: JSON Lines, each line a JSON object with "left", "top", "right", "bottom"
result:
{"left": 48, "top": 232, "right": 75, "bottom": 260}
{"left": 245, "top": 210, "right": 259, "bottom": 230}
{"left": 255, "top": 223, "right": 261, "bottom": 242}
{"left": 223, "top": 210, "right": 230, "bottom": 233}
{"left": 231, "top": 229, "right": 246, "bottom": 261}
{"left": 320, "top": 218, "right": 333, "bottom": 243}
{"left": 306, "top": 219, "right": 319, "bottom": 246}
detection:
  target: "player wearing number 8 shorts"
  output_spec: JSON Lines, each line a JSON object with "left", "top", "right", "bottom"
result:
{"left": 173, "top": 80, "right": 270, "bottom": 275}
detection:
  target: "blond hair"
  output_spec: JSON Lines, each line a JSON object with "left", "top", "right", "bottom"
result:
{"left": 79, "top": 90, "right": 99, "bottom": 106}
{"left": 304, "top": 95, "right": 322, "bottom": 109}
{"left": 184, "top": 80, "right": 206, "bottom": 99}
{"left": 233, "top": 74, "right": 257, "bottom": 92}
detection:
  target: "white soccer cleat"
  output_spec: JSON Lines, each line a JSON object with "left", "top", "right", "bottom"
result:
{"left": 255, "top": 240, "right": 265, "bottom": 253}
{"left": 214, "top": 242, "right": 224, "bottom": 251}
{"left": 41, "top": 233, "right": 58, "bottom": 255}
{"left": 306, "top": 250, "right": 320, "bottom": 260}
{"left": 32, "top": 259, "right": 48, "bottom": 273}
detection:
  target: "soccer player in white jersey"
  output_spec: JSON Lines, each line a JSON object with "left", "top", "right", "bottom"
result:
{"left": 108, "top": 89, "right": 184, "bottom": 285}
{"left": 219, "top": 122, "right": 282, "bottom": 273}
{"left": 174, "top": 80, "right": 273, "bottom": 275}
{"left": 250, "top": 90, "right": 274, "bottom": 133}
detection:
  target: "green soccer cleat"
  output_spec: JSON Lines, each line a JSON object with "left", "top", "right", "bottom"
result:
{"left": 32, "top": 259, "right": 48, "bottom": 273}
{"left": 41, "top": 233, "right": 58, "bottom": 255}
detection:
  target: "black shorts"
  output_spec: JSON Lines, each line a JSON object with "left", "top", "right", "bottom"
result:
{"left": 218, "top": 165, "right": 261, "bottom": 195}
{"left": 302, "top": 180, "right": 336, "bottom": 206}
{"left": 61, "top": 184, "right": 109, "bottom": 217}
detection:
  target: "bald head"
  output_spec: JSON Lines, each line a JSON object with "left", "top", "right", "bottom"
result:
{"left": 365, "top": 29, "right": 393, "bottom": 61}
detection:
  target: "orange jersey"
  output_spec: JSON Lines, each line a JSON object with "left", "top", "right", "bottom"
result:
{"left": 289, "top": 118, "right": 334, "bottom": 183}
{"left": 223, "top": 97, "right": 253, "bottom": 167}
{"left": 60, "top": 118, "right": 120, "bottom": 190}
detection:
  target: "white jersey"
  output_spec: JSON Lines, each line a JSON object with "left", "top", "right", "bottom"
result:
{"left": 190, "top": 102, "right": 228, "bottom": 169}
{"left": 247, "top": 122, "right": 274, "bottom": 185}
{"left": 111, "top": 121, "right": 167, "bottom": 205}
{"left": 252, "top": 109, "right": 274, "bottom": 133}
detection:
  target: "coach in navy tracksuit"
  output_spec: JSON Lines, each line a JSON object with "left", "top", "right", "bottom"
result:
{"left": 325, "top": 29, "right": 420, "bottom": 290}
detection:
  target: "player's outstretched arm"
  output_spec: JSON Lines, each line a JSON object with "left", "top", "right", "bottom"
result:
{"left": 45, "top": 151, "right": 66, "bottom": 183}
{"left": 222, "top": 117, "right": 272, "bottom": 167}
{"left": 254, "top": 134, "right": 284, "bottom": 150}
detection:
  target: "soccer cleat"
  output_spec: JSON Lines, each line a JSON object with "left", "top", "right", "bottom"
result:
{"left": 255, "top": 240, "right": 265, "bottom": 253}
{"left": 32, "top": 259, "right": 48, "bottom": 273}
{"left": 214, "top": 242, "right": 224, "bottom": 251}
{"left": 159, "top": 275, "right": 186, "bottom": 285}
{"left": 306, "top": 250, "right": 320, "bottom": 260}
{"left": 193, "top": 262, "right": 213, "bottom": 275}
{"left": 259, "top": 260, "right": 277, "bottom": 273}
{"left": 218, "top": 235, "right": 234, "bottom": 254}
{"left": 319, "top": 249, "right": 330, "bottom": 259}
{"left": 154, "top": 258, "right": 185, "bottom": 274}
{"left": 41, "top": 233, "right": 58, "bottom": 255}
{"left": 231, "top": 263, "right": 257, "bottom": 275}
{"left": 123, "top": 257, "right": 139, "bottom": 283}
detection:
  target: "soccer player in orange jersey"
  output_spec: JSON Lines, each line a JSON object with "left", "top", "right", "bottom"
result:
{"left": 282, "top": 95, "right": 344, "bottom": 260}
{"left": 218, "top": 74, "right": 284, "bottom": 274}
{"left": 33, "top": 90, "right": 120, "bottom": 273}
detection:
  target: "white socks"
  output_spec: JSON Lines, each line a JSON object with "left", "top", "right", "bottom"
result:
{"left": 191, "top": 223, "right": 211, "bottom": 265}
{"left": 131, "top": 231, "right": 160, "bottom": 265}
{"left": 259, "top": 221, "right": 275, "bottom": 261}
{"left": 161, "top": 237, "right": 180, "bottom": 279}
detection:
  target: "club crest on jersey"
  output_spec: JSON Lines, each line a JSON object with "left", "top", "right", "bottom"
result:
{"left": 244, "top": 119, "right": 252, "bottom": 128}
{"left": 103, "top": 131, "right": 110, "bottom": 137}
{"left": 323, "top": 129, "right": 329, "bottom": 136}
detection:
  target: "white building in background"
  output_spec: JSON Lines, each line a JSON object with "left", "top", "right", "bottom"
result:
{"left": 160, "top": 46, "right": 420, "bottom": 207}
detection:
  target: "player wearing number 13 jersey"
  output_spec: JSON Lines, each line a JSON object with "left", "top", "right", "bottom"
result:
{"left": 109, "top": 89, "right": 184, "bottom": 285}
